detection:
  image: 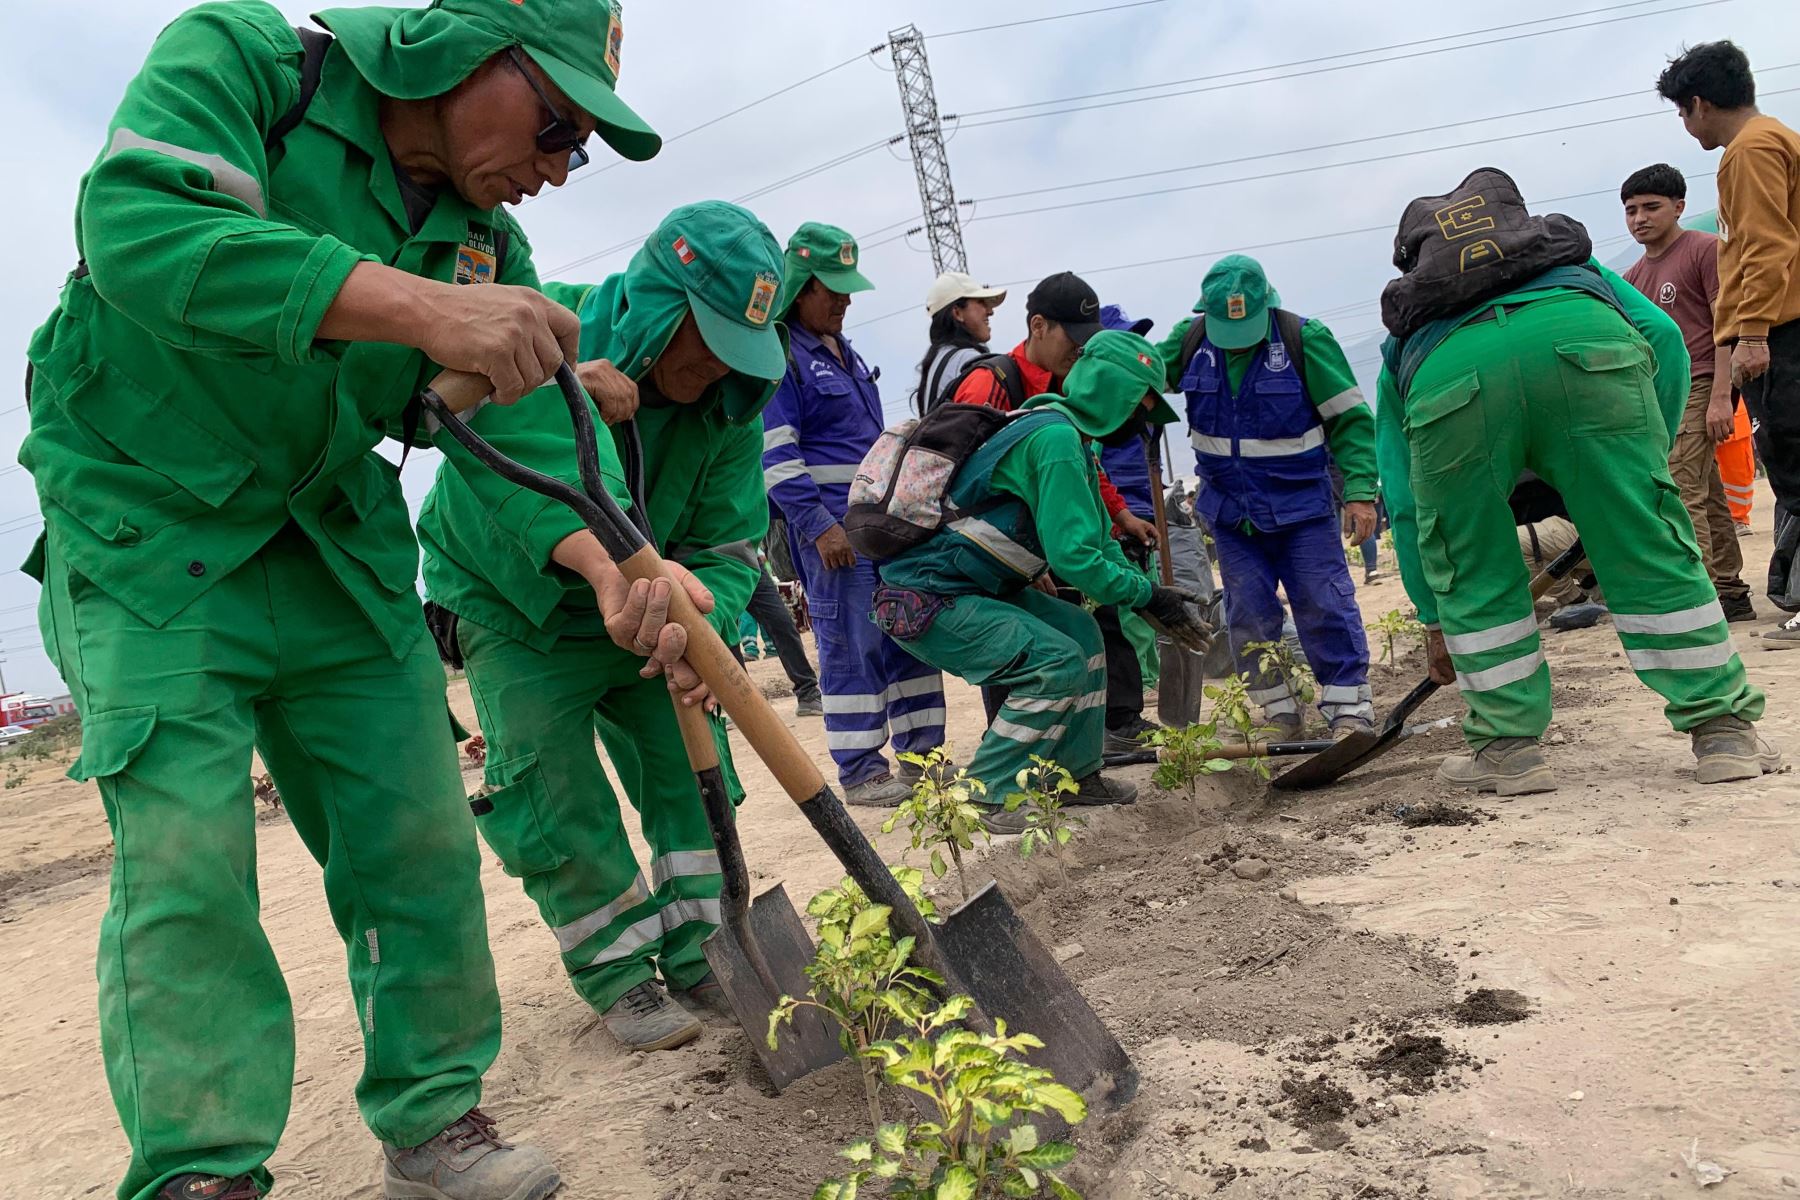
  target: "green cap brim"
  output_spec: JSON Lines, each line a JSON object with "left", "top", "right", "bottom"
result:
{"left": 1148, "top": 393, "right": 1181, "bottom": 427}
{"left": 1205, "top": 308, "right": 1269, "bottom": 351}
{"left": 528, "top": 50, "right": 662, "bottom": 163}
{"left": 687, "top": 289, "right": 788, "bottom": 381}
{"left": 808, "top": 264, "right": 876, "bottom": 295}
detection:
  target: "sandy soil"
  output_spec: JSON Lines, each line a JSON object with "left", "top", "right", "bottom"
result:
{"left": 2, "top": 499, "right": 1797, "bottom": 1199}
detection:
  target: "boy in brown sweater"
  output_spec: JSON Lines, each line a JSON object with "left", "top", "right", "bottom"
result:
{"left": 1661, "top": 39, "right": 1800, "bottom": 639}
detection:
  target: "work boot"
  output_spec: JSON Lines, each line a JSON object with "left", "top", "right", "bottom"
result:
{"left": 382, "top": 1109, "right": 559, "bottom": 1200}
{"left": 1763, "top": 613, "right": 1800, "bottom": 650}
{"left": 1437, "top": 737, "right": 1557, "bottom": 796}
{"left": 1547, "top": 602, "right": 1607, "bottom": 631}
{"left": 1721, "top": 594, "right": 1757, "bottom": 623}
{"left": 1104, "top": 715, "right": 1161, "bottom": 756}
{"left": 844, "top": 774, "right": 910, "bottom": 807}
{"left": 1328, "top": 714, "right": 1374, "bottom": 740}
{"left": 1265, "top": 711, "right": 1304, "bottom": 742}
{"left": 1691, "top": 715, "right": 1782, "bottom": 784}
{"left": 672, "top": 973, "right": 734, "bottom": 1019}
{"left": 794, "top": 694, "right": 824, "bottom": 717}
{"left": 1069, "top": 773, "right": 1138, "bottom": 806}
{"left": 978, "top": 804, "right": 1032, "bottom": 835}
{"left": 1364, "top": 567, "right": 1383, "bottom": 583}
{"left": 897, "top": 754, "right": 957, "bottom": 785}
{"left": 158, "top": 1177, "right": 262, "bottom": 1200}
{"left": 601, "top": 981, "right": 703, "bottom": 1052}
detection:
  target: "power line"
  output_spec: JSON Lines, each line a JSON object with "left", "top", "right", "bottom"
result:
{"left": 952, "top": 0, "right": 1735, "bottom": 131}
{"left": 954, "top": 91, "right": 1797, "bottom": 231}
{"left": 848, "top": 173, "right": 1720, "bottom": 331}
{"left": 930, "top": 0, "right": 1169, "bottom": 40}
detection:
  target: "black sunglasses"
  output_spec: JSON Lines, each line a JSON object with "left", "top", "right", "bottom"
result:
{"left": 506, "top": 48, "right": 591, "bottom": 171}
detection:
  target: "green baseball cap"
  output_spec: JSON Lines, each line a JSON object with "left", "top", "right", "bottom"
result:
{"left": 316, "top": 0, "right": 661, "bottom": 163}
{"left": 1028, "top": 330, "right": 1179, "bottom": 437}
{"left": 646, "top": 201, "right": 788, "bottom": 380}
{"left": 780, "top": 222, "right": 874, "bottom": 313}
{"left": 1194, "top": 254, "right": 1273, "bottom": 350}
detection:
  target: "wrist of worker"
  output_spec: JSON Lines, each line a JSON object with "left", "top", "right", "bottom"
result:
{"left": 550, "top": 529, "right": 619, "bottom": 588}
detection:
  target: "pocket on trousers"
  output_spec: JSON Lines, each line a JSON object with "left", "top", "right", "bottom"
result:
{"left": 1555, "top": 337, "right": 1653, "bottom": 437}
{"left": 469, "top": 754, "right": 569, "bottom": 877}
{"left": 1403, "top": 369, "right": 1485, "bottom": 480}
{"left": 1650, "top": 475, "right": 1701, "bottom": 564}
{"left": 1416, "top": 507, "right": 1457, "bottom": 594}
{"left": 69, "top": 705, "right": 157, "bottom": 783}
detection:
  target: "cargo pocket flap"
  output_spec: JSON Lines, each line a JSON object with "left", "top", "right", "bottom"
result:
{"left": 1554, "top": 338, "right": 1650, "bottom": 374}
{"left": 1405, "top": 369, "right": 1480, "bottom": 432}
{"left": 469, "top": 754, "right": 568, "bottom": 877}
{"left": 69, "top": 705, "right": 156, "bottom": 782}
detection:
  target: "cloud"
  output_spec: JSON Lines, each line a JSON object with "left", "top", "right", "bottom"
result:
{"left": 0, "top": 0, "right": 1793, "bottom": 695}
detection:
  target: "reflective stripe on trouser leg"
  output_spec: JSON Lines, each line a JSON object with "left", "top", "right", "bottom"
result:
{"left": 1211, "top": 521, "right": 1294, "bottom": 715}
{"left": 1609, "top": 600, "right": 1759, "bottom": 732}
{"left": 890, "top": 587, "right": 1107, "bottom": 800}
{"left": 1273, "top": 515, "right": 1373, "bottom": 721}
{"left": 462, "top": 623, "right": 715, "bottom": 1014}
{"left": 797, "top": 542, "right": 893, "bottom": 786}
{"left": 881, "top": 634, "right": 946, "bottom": 757}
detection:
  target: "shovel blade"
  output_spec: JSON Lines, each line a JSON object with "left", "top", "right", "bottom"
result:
{"left": 936, "top": 881, "right": 1137, "bottom": 1115}
{"left": 1268, "top": 728, "right": 1385, "bottom": 790}
{"left": 703, "top": 883, "right": 845, "bottom": 1090}
{"left": 1156, "top": 639, "right": 1206, "bottom": 727}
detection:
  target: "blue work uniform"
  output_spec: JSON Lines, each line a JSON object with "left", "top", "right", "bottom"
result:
{"left": 1180, "top": 316, "right": 1374, "bottom": 724}
{"left": 761, "top": 325, "right": 946, "bottom": 785}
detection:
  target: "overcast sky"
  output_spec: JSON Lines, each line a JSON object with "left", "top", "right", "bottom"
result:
{"left": 0, "top": 0, "right": 1794, "bottom": 697}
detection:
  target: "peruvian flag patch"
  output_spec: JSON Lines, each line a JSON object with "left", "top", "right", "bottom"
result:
{"left": 672, "top": 236, "right": 695, "bottom": 265}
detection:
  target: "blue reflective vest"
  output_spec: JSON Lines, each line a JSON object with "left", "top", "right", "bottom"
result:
{"left": 1180, "top": 318, "right": 1333, "bottom": 531}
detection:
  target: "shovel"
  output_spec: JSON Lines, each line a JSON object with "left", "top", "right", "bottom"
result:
{"left": 1147, "top": 436, "right": 1207, "bottom": 726}
{"left": 1104, "top": 737, "right": 1335, "bottom": 769}
{"left": 1272, "top": 539, "right": 1586, "bottom": 791}
{"left": 421, "top": 365, "right": 1137, "bottom": 1108}
{"left": 670, "top": 695, "right": 844, "bottom": 1087}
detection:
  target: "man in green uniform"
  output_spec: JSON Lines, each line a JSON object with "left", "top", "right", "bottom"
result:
{"left": 876, "top": 331, "right": 1205, "bottom": 830}
{"left": 1376, "top": 176, "right": 1778, "bottom": 793}
{"left": 418, "top": 201, "right": 785, "bottom": 1053}
{"left": 23, "top": 3, "right": 664, "bottom": 1198}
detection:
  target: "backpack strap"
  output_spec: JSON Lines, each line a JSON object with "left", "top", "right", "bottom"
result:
{"left": 1271, "top": 308, "right": 1306, "bottom": 368}
{"left": 266, "top": 27, "right": 333, "bottom": 153}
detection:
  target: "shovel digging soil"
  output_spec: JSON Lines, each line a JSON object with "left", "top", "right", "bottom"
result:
{"left": 421, "top": 365, "right": 1137, "bottom": 1109}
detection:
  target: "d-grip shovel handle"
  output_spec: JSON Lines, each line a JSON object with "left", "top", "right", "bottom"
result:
{"left": 418, "top": 366, "right": 966, "bottom": 995}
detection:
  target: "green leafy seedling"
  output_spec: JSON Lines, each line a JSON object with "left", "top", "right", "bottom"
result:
{"left": 1008, "top": 755, "right": 1085, "bottom": 880}
{"left": 884, "top": 749, "right": 989, "bottom": 901}
{"left": 769, "top": 869, "right": 943, "bottom": 1131}
{"left": 1366, "top": 608, "right": 1425, "bottom": 674}
{"left": 814, "top": 994, "right": 1087, "bottom": 1200}
{"left": 1205, "top": 674, "right": 1273, "bottom": 779}
{"left": 1146, "top": 720, "right": 1235, "bottom": 800}
{"left": 1244, "top": 638, "right": 1317, "bottom": 714}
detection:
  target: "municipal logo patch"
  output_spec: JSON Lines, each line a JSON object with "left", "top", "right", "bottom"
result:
{"left": 746, "top": 272, "right": 779, "bottom": 325}
{"left": 604, "top": 3, "right": 623, "bottom": 77}
{"left": 1226, "top": 293, "right": 1246, "bottom": 320}
{"left": 1268, "top": 342, "right": 1289, "bottom": 372}
{"left": 455, "top": 228, "right": 499, "bottom": 285}
{"left": 672, "top": 235, "right": 695, "bottom": 265}
{"left": 838, "top": 241, "right": 856, "bottom": 266}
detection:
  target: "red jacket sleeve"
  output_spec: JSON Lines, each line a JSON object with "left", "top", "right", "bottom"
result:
{"left": 1098, "top": 470, "right": 1129, "bottom": 520}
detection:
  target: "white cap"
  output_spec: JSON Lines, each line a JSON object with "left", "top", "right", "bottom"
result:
{"left": 925, "top": 271, "right": 1008, "bottom": 316}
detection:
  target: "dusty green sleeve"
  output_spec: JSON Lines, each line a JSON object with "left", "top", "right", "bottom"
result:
{"left": 77, "top": 4, "right": 369, "bottom": 364}
{"left": 995, "top": 425, "right": 1155, "bottom": 610}
{"left": 1595, "top": 259, "right": 1690, "bottom": 439}
{"left": 1375, "top": 366, "right": 1438, "bottom": 626}
{"left": 1302, "top": 320, "right": 1377, "bottom": 503}
{"left": 1155, "top": 317, "right": 1196, "bottom": 392}
{"left": 670, "top": 419, "right": 770, "bottom": 643}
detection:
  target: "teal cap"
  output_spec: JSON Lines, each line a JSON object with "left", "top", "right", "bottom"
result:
{"left": 780, "top": 222, "right": 874, "bottom": 313}
{"left": 647, "top": 201, "right": 787, "bottom": 380}
{"left": 1195, "top": 254, "right": 1273, "bottom": 350}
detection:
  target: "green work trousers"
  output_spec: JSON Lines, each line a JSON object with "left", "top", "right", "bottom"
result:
{"left": 40, "top": 526, "right": 498, "bottom": 1200}
{"left": 1404, "top": 294, "right": 1764, "bottom": 747}
{"left": 894, "top": 588, "right": 1105, "bottom": 801}
{"left": 458, "top": 619, "right": 722, "bottom": 1015}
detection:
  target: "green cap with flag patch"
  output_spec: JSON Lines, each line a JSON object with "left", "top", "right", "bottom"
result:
{"left": 1194, "top": 254, "right": 1273, "bottom": 351}
{"left": 1025, "top": 330, "right": 1179, "bottom": 438}
{"left": 317, "top": 0, "right": 661, "bottom": 162}
{"left": 648, "top": 200, "right": 787, "bottom": 380}
{"left": 779, "top": 221, "right": 874, "bottom": 314}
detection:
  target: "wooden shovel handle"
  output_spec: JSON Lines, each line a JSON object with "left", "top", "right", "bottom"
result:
{"left": 670, "top": 688, "right": 722, "bottom": 772}
{"left": 1146, "top": 435, "right": 1177, "bottom": 587}
{"left": 422, "top": 369, "right": 494, "bottom": 415}
{"left": 618, "top": 545, "right": 827, "bottom": 801}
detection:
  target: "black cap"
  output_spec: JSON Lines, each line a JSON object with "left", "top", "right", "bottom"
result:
{"left": 1025, "top": 271, "right": 1103, "bottom": 346}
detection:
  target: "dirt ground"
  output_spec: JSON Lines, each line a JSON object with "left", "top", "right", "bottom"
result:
{"left": 3, "top": 499, "right": 1798, "bottom": 1199}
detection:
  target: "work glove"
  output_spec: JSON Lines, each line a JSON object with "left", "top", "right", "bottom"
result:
{"left": 1138, "top": 585, "right": 1214, "bottom": 655}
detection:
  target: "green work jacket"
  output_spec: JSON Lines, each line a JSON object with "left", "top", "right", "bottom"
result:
{"left": 21, "top": 1, "right": 545, "bottom": 659}
{"left": 418, "top": 281, "right": 773, "bottom": 653}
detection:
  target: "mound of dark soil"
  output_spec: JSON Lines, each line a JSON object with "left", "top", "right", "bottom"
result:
{"left": 1360, "top": 1032, "right": 1472, "bottom": 1094}
{"left": 1279, "top": 1074, "right": 1354, "bottom": 1127}
{"left": 1452, "top": 987, "right": 1531, "bottom": 1025}
{"left": 1395, "top": 802, "right": 1488, "bottom": 828}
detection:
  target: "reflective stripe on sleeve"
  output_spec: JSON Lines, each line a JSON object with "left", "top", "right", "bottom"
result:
{"left": 810, "top": 464, "right": 860, "bottom": 484}
{"left": 763, "top": 425, "right": 798, "bottom": 451}
{"left": 1315, "top": 387, "right": 1367, "bottom": 419}
{"left": 948, "top": 516, "right": 1049, "bottom": 577}
{"left": 108, "top": 127, "right": 266, "bottom": 216}
{"left": 764, "top": 460, "right": 809, "bottom": 487}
